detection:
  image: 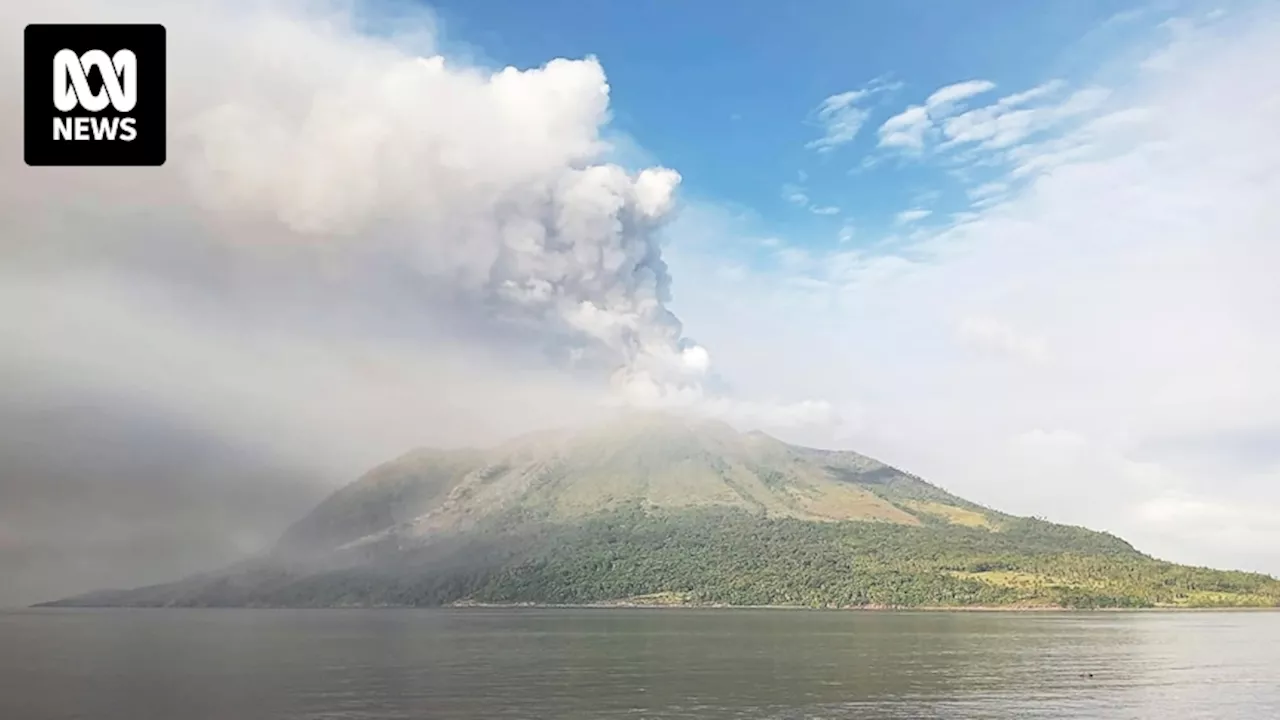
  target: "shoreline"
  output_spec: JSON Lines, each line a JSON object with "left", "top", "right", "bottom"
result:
{"left": 444, "top": 601, "right": 1280, "bottom": 613}
{"left": 22, "top": 602, "right": 1280, "bottom": 612}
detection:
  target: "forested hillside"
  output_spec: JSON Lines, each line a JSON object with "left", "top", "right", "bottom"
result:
{"left": 42, "top": 416, "right": 1280, "bottom": 610}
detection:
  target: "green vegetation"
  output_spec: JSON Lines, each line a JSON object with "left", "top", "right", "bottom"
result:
{"left": 41, "top": 415, "right": 1280, "bottom": 611}
{"left": 458, "top": 508, "right": 1280, "bottom": 609}
{"left": 55, "top": 507, "right": 1280, "bottom": 609}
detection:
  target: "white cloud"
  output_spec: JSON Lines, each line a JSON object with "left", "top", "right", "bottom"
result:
{"left": 1002, "top": 104, "right": 1156, "bottom": 180}
{"left": 782, "top": 183, "right": 810, "bottom": 206}
{"left": 878, "top": 105, "right": 931, "bottom": 150}
{"left": 1101, "top": 7, "right": 1151, "bottom": 29}
{"left": 967, "top": 181, "right": 1008, "bottom": 200}
{"left": 851, "top": 155, "right": 881, "bottom": 174}
{"left": 1014, "top": 428, "right": 1088, "bottom": 452}
{"left": 1136, "top": 489, "right": 1280, "bottom": 560}
{"left": 806, "top": 91, "right": 870, "bottom": 152}
{"left": 876, "top": 79, "right": 995, "bottom": 151}
{"left": 912, "top": 189, "right": 942, "bottom": 206}
{"left": 1141, "top": 16, "right": 1205, "bottom": 72}
{"left": 775, "top": 247, "right": 811, "bottom": 270}
{"left": 995, "top": 79, "right": 1067, "bottom": 108}
{"left": 806, "top": 79, "right": 899, "bottom": 153}
{"left": 696, "top": 397, "right": 841, "bottom": 430}
{"left": 941, "top": 86, "right": 1111, "bottom": 149}
{"left": 925, "top": 79, "right": 996, "bottom": 113}
{"left": 715, "top": 263, "right": 747, "bottom": 282}
{"left": 782, "top": 182, "right": 840, "bottom": 216}
{"left": 894, "top": 208, "right": 932, "bottom": 225}
{"left": 876, "top": 76, "right": 1101, "bottom": 164}
{"left": 957, "top": 315, "right": 1051, "bottom": 364}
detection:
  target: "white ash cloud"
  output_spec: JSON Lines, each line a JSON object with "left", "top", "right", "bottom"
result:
{"left": 1, "top": 0, "right": 829, "bottom": 428}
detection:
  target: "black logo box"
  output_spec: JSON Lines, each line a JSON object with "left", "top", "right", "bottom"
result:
{"left": 24, "top": 24, "right": 166, "bottom": 167}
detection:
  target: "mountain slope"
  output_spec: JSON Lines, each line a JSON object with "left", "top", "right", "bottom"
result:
{"left": 283, "top": 414, "right": 1000, "bottom": 551}
{"left": 42, "top": 414, "right": 1280, "bottom": 609}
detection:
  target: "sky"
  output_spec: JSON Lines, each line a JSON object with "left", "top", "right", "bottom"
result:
{"left": 423, "top": 0, "right": 1151, "bottom": 237}
{"left": 1, "top": 0, "right": 1279, "bottom": 606}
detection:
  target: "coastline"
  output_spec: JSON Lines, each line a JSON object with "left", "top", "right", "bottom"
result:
{"left": 22, "top": 601, "right": 1280, "bottom": 612}
{"left": 445, "top": 600, "right": 1280, "bottom": 613}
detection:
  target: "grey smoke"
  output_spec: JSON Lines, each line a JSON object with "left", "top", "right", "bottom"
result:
{"left": 0, "top": 0, "right": 830, "bottom": 606}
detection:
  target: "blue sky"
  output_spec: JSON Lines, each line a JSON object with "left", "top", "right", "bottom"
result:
{"left": 421, "top": 0, "right": 1161, "bottom": 254}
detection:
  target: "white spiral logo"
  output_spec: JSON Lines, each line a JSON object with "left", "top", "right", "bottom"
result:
{"left": 52, "top": 48, "right": 137, "bottom": 113}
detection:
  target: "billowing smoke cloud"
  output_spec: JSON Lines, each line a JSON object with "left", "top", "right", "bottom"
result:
{"left": 0, "top": 0, "right": 829, "bottom": 604}
{"left": 3, "top": 0, "right": 827, "bottom": 422}
{"left": 184, "top": 45, "right": 696, "bottom": 395}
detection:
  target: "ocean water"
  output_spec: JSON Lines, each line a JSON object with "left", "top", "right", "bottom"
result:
{"left": 1, "top": 607, "right": 1277, "bottom": 719}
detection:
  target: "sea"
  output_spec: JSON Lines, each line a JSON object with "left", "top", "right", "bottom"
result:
{"left": 1, "top": 607, "right": 1277, "bottom": 719}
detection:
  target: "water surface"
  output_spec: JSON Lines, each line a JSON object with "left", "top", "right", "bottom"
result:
{"left": 1, "top": 608, "right": 1277, "bottom": 719}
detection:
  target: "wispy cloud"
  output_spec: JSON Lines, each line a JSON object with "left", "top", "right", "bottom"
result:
{"left": 894, "top": 208, "right": 932, "bottom": 225}
{"left": 877, "top": 77, "right": 1096, "bottom": 159}
{"left": 995, "top": 79, "right": 1067, "bottom": 108}
{"left": 941, "top": 86, "right": 1111, "bottom": 149}
{"left": 873, "top": 74, "right": 1112, "bottom": 208}
{"left": 878, "top": 105, "right": 931, "bottom": 150}
{"left": 925, "top": 79, "right": 996, "bottom": 113}
{"left": 806, "top": 78, "right": 900, "bottom": 153}
{"left": 967, "top": 181, "right": 1008, "bottom": 200}
{"left": 782, "top": 182, "right": 840, "bottom": 216}
{"left": 877, "top": 79, "right": 995, "bottom": 151}
{"left": 807, "top": 91, "right": 872, "bottom": 152}
{"left": 782, "top": 183, "right": 810, "bottom": 207}
{"left": 1003, "top": 105, "right": 1154, "bottom": 180}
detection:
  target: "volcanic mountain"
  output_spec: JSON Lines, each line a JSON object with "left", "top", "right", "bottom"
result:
{"left": 43, "top": 414, "right": 1280, "bottom": 609}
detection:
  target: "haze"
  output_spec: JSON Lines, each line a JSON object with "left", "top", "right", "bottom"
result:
{"left": 2, "top": 0, "right": 1278, "bottom": 606}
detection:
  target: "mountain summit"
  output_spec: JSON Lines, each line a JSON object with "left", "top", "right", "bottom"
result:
{"left": 279, "top": 413, "right": 993, "bottom": 555}
{"left": 43, "top": 414, "right": 1280, "bottom": 609}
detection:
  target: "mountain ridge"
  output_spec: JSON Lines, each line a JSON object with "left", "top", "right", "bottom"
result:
{"left": 40, "top": 414, "right": 1280, "bottom": 609}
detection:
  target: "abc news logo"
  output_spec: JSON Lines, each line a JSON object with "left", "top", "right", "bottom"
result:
{"left": 24, "top": 24, "right": 166, "bottom": 166}
{"left": 54, "top": 49, "right": 139, "bottom": 141}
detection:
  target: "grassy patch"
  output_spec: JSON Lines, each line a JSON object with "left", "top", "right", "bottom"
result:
{"left": 904, "top": 501, "right": 997, "bottom": 529}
